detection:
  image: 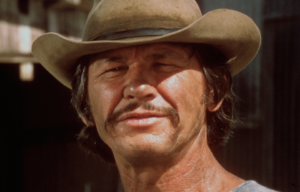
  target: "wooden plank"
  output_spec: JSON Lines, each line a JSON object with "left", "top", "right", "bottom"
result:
{"left": 0, "top": 0, "right": 45, "bottom": 55}
{"left": 0, "top": 54, "right": 38, "bottom": 63}
{"left": 0, "top": 0, "right": 90, "bottom": 63}
{"left": 46, "top": 0, "right": 93, "bottom": 12}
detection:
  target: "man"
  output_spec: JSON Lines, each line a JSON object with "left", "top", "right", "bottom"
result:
{"left": 32, "top": 0, "right": 277, "bottom": 191}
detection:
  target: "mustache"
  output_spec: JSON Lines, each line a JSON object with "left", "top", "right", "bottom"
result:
{"left": 105, "top": 101, "right": 180, "bottom": 129}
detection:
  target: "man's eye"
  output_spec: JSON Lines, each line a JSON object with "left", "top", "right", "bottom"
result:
{"left": 153, "top": 63, "right": 177, "bottom": 71}
{"left": 98, "top": 66, "right": 128, "bottom": 78}
{"left": 106, "top": 66, "right": 127, "bottom": 73}
{"left": 154, "top": 63, "right": 169, "bottom": 67}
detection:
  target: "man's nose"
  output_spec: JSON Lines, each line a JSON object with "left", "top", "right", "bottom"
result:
{"left": 123, "top": 66, "right": 157, "bottom": 102}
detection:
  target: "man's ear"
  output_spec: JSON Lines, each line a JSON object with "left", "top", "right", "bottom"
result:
{"left": 207, "top": 98, "right": 224, "bottom": 112}
{"left": 80, "top": 115, "right": 95, "bottom": 127}
{"left": 206, "top": 90, "right": 223, "bottom": 112}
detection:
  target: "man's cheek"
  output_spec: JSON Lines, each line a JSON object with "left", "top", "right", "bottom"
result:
{"left": 103, "top": 84, "right": 124, "bottom": 113}
{"left": 91, "top": 87, "right": 111, "bottom": 118}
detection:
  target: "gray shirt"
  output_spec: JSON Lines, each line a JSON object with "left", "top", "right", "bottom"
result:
{"left": 230, "top": 181, "right": 279, "bottom": 192}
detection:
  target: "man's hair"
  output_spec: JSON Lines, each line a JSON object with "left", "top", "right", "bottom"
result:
{"left": 71, "top": 43, "right": 235, "bottom": 164}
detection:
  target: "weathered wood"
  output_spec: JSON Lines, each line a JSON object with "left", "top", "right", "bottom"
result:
{"left": 47, "top": 8, "right": 88, "bottom": 39}
{"left": 45, "top": 0, "right": 93, "bottom": 12}
{"left": 0, "top": 54, "right": 38, "bottom": 63}
{"left": 0, "top": 0, "right": 45, "bottom": 59}
{"left": 0, "top": 0, "right": 91, "bottom": 63}
{"left": 262, "top": 0, "right": 300, "bottom": 188}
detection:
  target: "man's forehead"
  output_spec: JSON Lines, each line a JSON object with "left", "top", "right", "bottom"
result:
{"left": 89, "top": 42, "right": 192, "bottom": 61}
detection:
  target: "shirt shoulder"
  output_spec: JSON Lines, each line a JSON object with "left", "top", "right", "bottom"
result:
{"left": 230, "top": 180, "right": 279, "bottom": 192}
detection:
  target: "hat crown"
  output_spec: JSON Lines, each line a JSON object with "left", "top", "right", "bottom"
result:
{"left": 82, "top": 0, "right": 202, "bottom": 41}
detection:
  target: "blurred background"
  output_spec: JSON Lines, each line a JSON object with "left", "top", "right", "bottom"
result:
{"left": 0, "top": 0, "right": 299, "bottom": 191}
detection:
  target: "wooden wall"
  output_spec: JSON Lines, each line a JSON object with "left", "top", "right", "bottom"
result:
{"left": 0, "top": 0, "right": 44, "bottom": 62}
{"left": 262, "top": 0, "right": 300, "bottom": 191}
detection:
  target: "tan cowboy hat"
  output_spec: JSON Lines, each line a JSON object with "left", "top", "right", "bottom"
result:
{"left": 32, "top": 0, "right": 261, "bottom": 89}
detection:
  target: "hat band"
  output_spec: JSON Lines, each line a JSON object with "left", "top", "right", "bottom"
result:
{"left": 92, "top": 28, "right": 181, "bottom": 41}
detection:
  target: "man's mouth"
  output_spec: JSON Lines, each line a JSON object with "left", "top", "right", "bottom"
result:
{"left": 104, "top": 101, "right": 180, "bottom": 130}
{"left": 118, "top": 112, "right": 167, "bottom": 121}
{"left": 117, "top": 112, "right": 168, "bottom": 127}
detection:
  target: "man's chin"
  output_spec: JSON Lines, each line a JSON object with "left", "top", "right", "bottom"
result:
{"left": 112, "top": 134, "right": 175, "bottom": 161}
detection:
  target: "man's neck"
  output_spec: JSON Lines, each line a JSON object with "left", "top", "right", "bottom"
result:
{"left": 114, "top": 128, "right": 244, "bottom": 192}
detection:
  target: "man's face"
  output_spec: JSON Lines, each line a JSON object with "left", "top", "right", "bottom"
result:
{"left": 87, "top": 43, "right": 209, "bottom": 162}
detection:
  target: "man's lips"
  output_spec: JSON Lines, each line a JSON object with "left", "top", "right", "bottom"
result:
{"left": 105, "top": 102, "right": 179, "bottom": 129}
{"left": 117, "top": 112, "right": 167, "bottom": 122}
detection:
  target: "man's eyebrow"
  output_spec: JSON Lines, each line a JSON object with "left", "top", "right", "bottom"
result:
{"left": 145, "top": 50, "right": 187, "bottom": 61}
{"left": 106, "top": 56, "right": 125, "bottom": 62}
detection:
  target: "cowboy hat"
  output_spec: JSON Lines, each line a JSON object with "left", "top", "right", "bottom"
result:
{"left": 32, "top": 0, "right": 261, "bottom": 89}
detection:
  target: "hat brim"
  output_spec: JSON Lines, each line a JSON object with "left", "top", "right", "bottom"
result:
{"left": 32, "top": 9, "right": 261, "bottom": 89}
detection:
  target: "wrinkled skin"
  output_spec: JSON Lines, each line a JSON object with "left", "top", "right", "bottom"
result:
{"left": 85, "top": 43, "right": 243, "bottom": 192}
